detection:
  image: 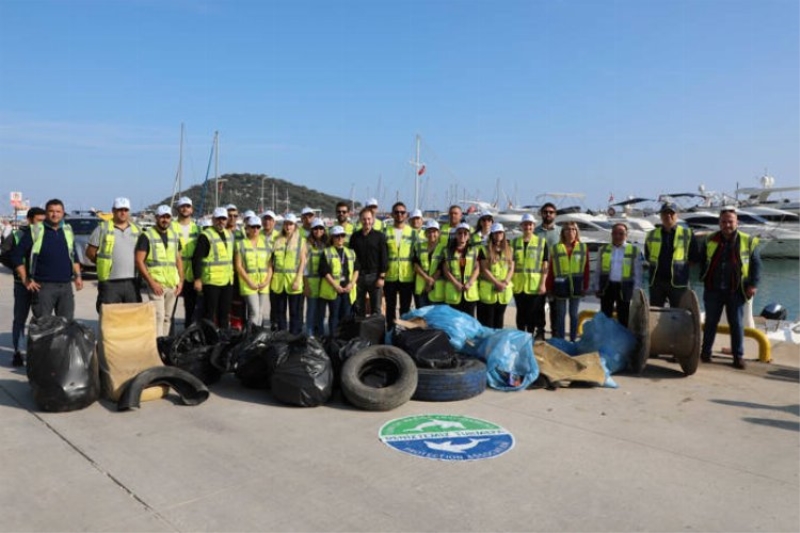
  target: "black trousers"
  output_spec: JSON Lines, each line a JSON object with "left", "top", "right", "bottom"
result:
{"left": 97, "top": 278, "right": 141, "bottom": 314}
{"left": 514, "top": 292, "right": 545, "bottom": 334}
{"left": 600, "top": 282, "right": 631, "bottom": 327}
{"left": 383, "top": 281, "right": 413, "bottom": 329}
{"left": 202, "top": 284, "right": 234, "bottom": 328}
{"left": 477, "top": 301, "right": 507, "bottom": 329}
{"left": 649, "top": 281, "right": 688, "bottom": 308}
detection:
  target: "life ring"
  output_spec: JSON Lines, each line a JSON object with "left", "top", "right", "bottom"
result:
{"left": 607, "top": 207, "right": 616, "bottom": 217}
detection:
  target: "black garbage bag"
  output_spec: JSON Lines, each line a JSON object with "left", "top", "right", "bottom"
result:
{"left": 233, "top": 329, "right": 295, "bottom": 389}
{"left": 161, "top": 320, "right": 223, "bottom": 385}
{"left": 336, "top": 314, "right": 386, "bottom": 345}
{"left": 26, "top": 316, "right": 100, "bottom": 412}
{"left": 323, "top": 336, "right": 373, "bottom": 386}
{"left": 270, "top": 335, "right": 333, "bottom": 407}
{"left": 392, "top": 327, "right": 458, "bottom": 369}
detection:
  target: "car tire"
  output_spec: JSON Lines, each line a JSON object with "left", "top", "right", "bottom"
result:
{"left": 413, "top": 357, "right": 487, "bottom": 402}
{"left": 341, "top": 345, "right": 418, "bottom": 411}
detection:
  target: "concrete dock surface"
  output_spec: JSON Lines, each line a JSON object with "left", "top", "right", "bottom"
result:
{"left": 1, "top": 271, "right": 798, "bottom": 532}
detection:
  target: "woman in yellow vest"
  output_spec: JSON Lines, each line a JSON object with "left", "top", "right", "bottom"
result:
{"left": 477, "top": 223, "right": 515, "bottom": 329}
{"left": 304, "top": 218, "right": 328, "bottom": 337}
{"left": 234, "top": 216, "right": 273, "bottom": 327}
{"left": 546, "top": 221, "right": 590, "bottom": 341}
{"left": 511, "top": 213, "right": 549, "bottom": 338}
{"left": 319, "top": 226, "right": 360, "bottom": 335}
{"left": 442, "top": 223, "right": 480, "bottom": 317}
{"left": 469, "top": 211, "right": 494, "bottom": 248}
{"left": 412, "top": 219, "right": 445, "bottom": 308}
{"left": 270, "top": 213, "right": 306, "bottom": 334}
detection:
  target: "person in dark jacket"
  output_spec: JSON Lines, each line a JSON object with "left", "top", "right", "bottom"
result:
{"left": 699, "top": 209, "right": 761, "bottom": 369}
{"left": 349, "top": 207, "right": 387, "bottom": 317}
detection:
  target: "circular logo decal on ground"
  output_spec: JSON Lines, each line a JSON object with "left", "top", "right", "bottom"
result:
{"left": 379, "top": 414, "right": 514, "bottom": 461}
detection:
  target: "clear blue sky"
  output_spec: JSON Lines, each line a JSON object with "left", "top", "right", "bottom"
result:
{"left": 1, "top": 0, "right": 798, "bottom": 214}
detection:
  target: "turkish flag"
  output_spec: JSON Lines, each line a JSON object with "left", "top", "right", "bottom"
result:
{"left": 417, "top": 164, "right": 426, "bottom": 176}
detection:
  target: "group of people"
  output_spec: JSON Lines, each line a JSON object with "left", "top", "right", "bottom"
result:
{"left": 5, "top": 195, "right": 760, "bottom": 370}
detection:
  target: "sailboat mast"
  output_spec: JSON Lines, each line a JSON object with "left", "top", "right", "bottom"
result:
{"left": 213, "top": 131, "right": 220, "bottom": 207}
{"left": 170, "top": 123, "right": 184, "bottom": 208}
{"left": 413, "top": 134, "right": 421, "bottom": 211}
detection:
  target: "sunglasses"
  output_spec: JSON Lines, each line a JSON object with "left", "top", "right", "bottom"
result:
{"left": 157, "top": 215, "right": 172, "bottom": 219}
{"left": 336, "top": 210, "right": 348, "bottom": 214}
{"left": 393, "top": 210, "right": 407, "bottom": 215}
{"left": 333, "top": 234, "right": 345, "bottom": 238}
{"left": 248, "top": 225, "right": 261, "bottom": 229}
{"left": 313, "top": 227, "right": 325, "bottom": 230}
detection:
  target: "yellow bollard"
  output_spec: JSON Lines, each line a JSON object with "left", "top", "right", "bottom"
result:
{"left": 711, "top": 324, "right": 772, "bottom": 363}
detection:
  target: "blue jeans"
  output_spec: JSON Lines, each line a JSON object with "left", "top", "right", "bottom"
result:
{"left": 327, "top": 294, "right": 353, "bottom": 338}
{"left": 305, "top": 297, "right": 326, "bottom": 337}
{"left": 702, "top": 289, "right": 745, "bottom": 358}
{"left": 554, "top": 297, "right": 582, "bottom": 341}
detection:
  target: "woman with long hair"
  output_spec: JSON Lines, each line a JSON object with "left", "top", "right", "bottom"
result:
{"left": 319, "top": 225, "right": 360, "bottom": 336}
{"left": 234, "top": 215, "right": 273, "bottom": 327}
{"left": 304, "top": 218, "right": 327, "bottom": 337}
{"left": 442, "top": 223, "right": 480, "bottom": 317}
{"left": 411, "top": 219, "right": 445, "bottom": 309}
{"left": 546, "top": 221, "right": 590, "bottom": 341}
{"left": 477, "top": 223, "right": 515, "bottom": 328}
{"left": 270, "top": 214, "right": 307, "bottom": 334}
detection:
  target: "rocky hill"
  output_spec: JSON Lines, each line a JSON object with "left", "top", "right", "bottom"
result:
{"left": 150, "top": 173, "right": 353, "bottom": 217}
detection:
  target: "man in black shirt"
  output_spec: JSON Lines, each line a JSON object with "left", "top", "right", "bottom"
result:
{"left": 348, "top": 207, "right": 387, "bottom": 316}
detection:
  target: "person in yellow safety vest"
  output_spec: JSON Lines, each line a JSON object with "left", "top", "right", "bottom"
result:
{"left": 192, "top": 207, "right": 235, "bottom": 328}
{"left": 593, "top": 222, "right": 643, "bottom": 328}
{"left": 443, "top": 223, "right": 480, "bottom": 317}
{"left": 439, "top": 204, "right": 463, "bottom": 248}
{"left": 319, "top": 225, "right": 360, "bottom": 335}
{"left": 304, "top": 218, "right": 328, "bottom": 336}
{"left": 234, "top": 215, "right": 273, "bottom": 327}
{"left": 644, "top": 201, "right": 700, "bottom": 307}
{"left": 225, "top": 204, "right": 244, "bottom": 241}
{"left": 135, "top": 205, "right": 184, "bottom": 337}
{"left": 86, "top": 197, "right": 142, "bottom": 314}
{"left": 699, "top": 208, "right": 761, "bottom": 370}
{"left": 511, "top": 213, "right": 549, "bottom": 338}
{"left": 260, "top": 210, "right": 281, "bottom": 244}
{"left": 547, "top": 221, "right": 590, "bottom": 341}
{"left": 8, "top": 207, "right": 47, "bottom": 366}
{"left": 12, "top": 199, "right": 82, "bottom": 323}
{"left": 270, "top": 213, "right": 307, "bottom": 334}
{"left": 173, "top": 196, "right": 201, "bottom": 328}
{"left": 469, "top": 211, "right": 494, "bottom": 249}
{"left": 333, "top": 202, "right": 355, "bottom": 245}
{"left": 408, "top": 209, "right": 424, "bottom": 241}
{"left": 383, "top": 201, "right": 417, "bottom": 330}
{"left": 357, "top": 197, "right": 384, "bottom": 232}
{"left": 412, "top": 219, "right": 445, "bottom": 309}
{"left": 477, "top": 223, "right": 515, "bottom": 329}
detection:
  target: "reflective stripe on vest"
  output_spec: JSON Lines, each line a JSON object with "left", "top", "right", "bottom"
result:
{"left": 270, "top": 234, "right": 304, "bottom": 295}
{"left": 305, "top": 242, "right": 325, "bottom": 298}
{"left": 701, "top": 231, "right": 759, "bottom": 297}
{"left": 646, "top": 225, "right": 691, "bottom": 288}
{"left": 237, "top": 234, "right": 270, "bottom": 295}
{"left": 413, "top": 241, "right": 445, "bottom": 301}
{"left": 172, "top": 220, "right": 200, "bottom": 281}
{"left": 201, "top": 228, "right": 234, "bottom": 286}
{"left": 383, "top": 224, "right": 416, "bottom": 282}
{"left": 478, "top": 253, "right": 513, "bottom": 304}
{"left": 444, "top": 247, "right": 479, "bottom": 304}
{"left": 319, "top": 246, "right": 357, "bottom": 303}
{"left": 96, "top": 221, "right": 141, "bottom": 282}
{"left": 145, "top": 227, "right": 180, "bottom": 288}
{"left": 30, "top": 222, "right": 75, "bottom": 278}
{"left": 511, "top": 235, "right": 545, "bottom": 294}
{"left": 551, "top": 242, "right": 587, "bottom": 298}
{"left": 598, "top": 243, "right": 636, "bottom": 300}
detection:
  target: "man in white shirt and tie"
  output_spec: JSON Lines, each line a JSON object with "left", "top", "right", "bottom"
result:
{"left": 593, "top": 223, "right": 643, "bottom": 328}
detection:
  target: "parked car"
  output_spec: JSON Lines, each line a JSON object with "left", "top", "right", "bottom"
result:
{"left": 66, "top": 215, "right": 101, "bottom": 274}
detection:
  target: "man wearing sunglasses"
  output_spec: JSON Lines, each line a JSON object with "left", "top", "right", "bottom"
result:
{"left": 86, "top": 197, "right": 142, "bottom": 313}
{"left": 383, "top": 201, "right": 416, "bottom": 330}
{"left": 334, "top": 201, "right": 355, "bottom": 244}
{"left": 534, "top": 202, "right": 560, "bottom": 338}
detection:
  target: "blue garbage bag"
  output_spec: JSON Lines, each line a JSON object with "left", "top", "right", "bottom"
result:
{"left": 576, "top": 312, "right": 636, "bottom": 374}
{"left": 402, "top": 305, "right": 490, "bottom": 351}
{"left": 471, "top": 329, "right": 539, "bottom": 391}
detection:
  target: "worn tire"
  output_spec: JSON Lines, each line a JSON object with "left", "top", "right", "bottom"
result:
{"left": 341, "top": 345, "right": 418, "bottom": 411}
{"left": 413, "top": 357, "right": 487, "bottom": 402}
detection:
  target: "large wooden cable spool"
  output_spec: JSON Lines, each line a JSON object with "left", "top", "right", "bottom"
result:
{"left": 628, "top": 288, "right": 702, "bottom": 376}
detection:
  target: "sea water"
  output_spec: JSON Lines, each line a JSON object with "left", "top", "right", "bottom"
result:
{"left": 691, "top": 258, "right": 800, "bottom": 321}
